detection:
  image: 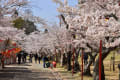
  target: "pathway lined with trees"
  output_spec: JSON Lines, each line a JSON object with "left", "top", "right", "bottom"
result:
{"left": 0, "top": 0, "right": 120, "bottom": 80}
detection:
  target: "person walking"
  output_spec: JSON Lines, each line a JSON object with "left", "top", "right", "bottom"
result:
{"left": 17, "top": 53, "right": 22, "bottom": 64}
{"left": 34, "top": 53, "right": 38, "bottom": 63}
{"left": 29, "top": 54, "right": 33, "bottom": 63}
{"left": 38, "top": 54, "right": 41, "bottom": 64}
{"left": 21, "top": 51, "right": 24, "bottom": 63}
{"left": 84, "top": 53, "right": 88, "bottom": 65}
{"left": 23, "top": 52, "right": 28, "bottom": 63}
{"left": 43, "top": 56, "right": 48, "bottom": 68}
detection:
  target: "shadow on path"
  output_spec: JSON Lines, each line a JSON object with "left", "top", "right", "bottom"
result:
{"left": 0, "top": 66, "right": 31, "bottom": 79}
{"left": 0, "top": 63, "right": 57, "bottom": 80}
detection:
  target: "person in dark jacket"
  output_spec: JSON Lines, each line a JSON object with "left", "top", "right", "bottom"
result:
{"left": 21, "top": 51, "right": 26, "bottom": 63}
{"left": 43, "top": 56, "right": 48, "bottom": 68}
{"left": 17, "top": 53, "right": 22, "bottom": 64}
{"left": 34, "top": 54, "right": 38, "bottom": 63}
{"left": 29, "top": 54, "right": 33, "bottom": 63}
{"left": 38, "top": 54, "right": 41, "bottom": 64}
{"left": 23, "top": 52, "right": 28, "bottom": 63}
{"left": 84, "top": 53, "right": 88, "bottom": 65}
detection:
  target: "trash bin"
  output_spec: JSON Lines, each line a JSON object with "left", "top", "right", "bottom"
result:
{"left": 52, "top": 61, "right": 56, "bottom": 68}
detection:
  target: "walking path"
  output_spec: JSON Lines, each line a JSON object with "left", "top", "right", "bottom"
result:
{"left": 0, "top": 63, "right": 62, "bottom": 80}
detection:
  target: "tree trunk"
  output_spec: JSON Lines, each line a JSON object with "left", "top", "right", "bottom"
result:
{"left": 56, "top": 50, "right": 61, "bottom": 63}
{"left": 93, "top": 50, "right": 110, "bottom": 80}
{"left": 84, "top": 53, "right": 97, "bottom": 76}
{"left": 87, "top": 41, "right": 119, "bottom": 80}
{"left": 74, "top": 48, "right": 81, "bottom": 72}
{"left": 63, "top": 53, "right": 67, "bottom": 65}
{"left": 93, "top": 58, "right": 105, "bottom": 80}
{"left": 55, "top": 50, "right": 58, "bottom": 63}
{"left": 61, "top": 53, "right": 63, "bottom": 67}
{"left": 74, "top": 57, "right": 80, "bottom": 72}
{"left": 84, "top": 60, "right": 92, "bottom": 76}
{"left": 67, "top": 51, "right": 72, "bottom": 71}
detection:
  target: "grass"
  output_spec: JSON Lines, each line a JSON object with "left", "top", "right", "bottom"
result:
{"left": 54, "top": 51, "right": 120, "bottom": 80}
{"left": 55, "top": 58, "right": 93, "bottom": 80}
{"left": 103, "top": 52, "right": 120, "bottom": 80}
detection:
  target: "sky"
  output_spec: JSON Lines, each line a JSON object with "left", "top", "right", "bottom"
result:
{"left": 29, "top": 0, "right": 78, "bottom": 24}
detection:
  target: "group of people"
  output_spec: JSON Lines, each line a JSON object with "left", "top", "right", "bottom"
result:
{"left": 17, "top": 51, "right": 56, "bottom": 69}
{"left": 34, "top": 53, "right": 41, "bottom": 64}
{"left": 42, "top": 56, "right": 56, "bottom": 68}
{"left": 17, "top": 52, "right": 41, "bottom": 64}
{"left": 27, "top": 53, "right": 41, "bottom": 64}
{"left": 17, "top": 51, "right": 28, "bottom": 64}
{"left": 29, "top": 54, "right": 56, "bottom": 68}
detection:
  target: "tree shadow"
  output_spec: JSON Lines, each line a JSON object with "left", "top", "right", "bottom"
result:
{"left": 0, "top": 66, "right": 58, "bottom": 80}
{"left": 0, "top": 67, "right": 31, "bottom": 79}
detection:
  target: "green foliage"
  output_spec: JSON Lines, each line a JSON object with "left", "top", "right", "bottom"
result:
{"left": 13, "top": 17, "right": 37, "bottom": 34}
{"left": 13, "top": 17, "right": 25, "bottom": 29}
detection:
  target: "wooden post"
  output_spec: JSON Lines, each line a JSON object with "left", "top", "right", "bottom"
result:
{"left": 72, "top": 47, "right": 75, "bottom": 76}
{"left": 81, "top": 48, "right": 84, "bottom": 80}
{"left": 99, "top": 40, "right": 102, "bottom": 80}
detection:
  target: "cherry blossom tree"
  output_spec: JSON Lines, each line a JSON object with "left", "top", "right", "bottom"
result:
{"left": 53, "top": 0, "right": 120, "bottom": 79}
{"left": 42, "top": 22, "right": 78, "bottom": 70}
{"left": 0, "top": 0, "right": 44, "bottom": 53}
{"left": 17, "top": 30, "right": 54, "bottom": 55}
{"left": 0, "top": 0, "right": 28, "bottom": 26}
{"left": 0, "top": 0, "right": 29, "bottom": 50}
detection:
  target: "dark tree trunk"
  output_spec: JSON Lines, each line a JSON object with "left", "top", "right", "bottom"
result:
{"left": 67, "top": 51, "right": 72, "bottom": 71}
{"left": 93, "top": 48, "right": 112, "bottom": 80}
{"left": 60, "top": 53, "right": 67, "bottom": 67}
{"left": 74, "top": 57, "right": 80, "bottom": 72}
{"left": 93, "top": 58, "right": 105, "bottom": 80}
{"left": 84, "top": 65, "right": 91, "bottom": 76}
{"left": 84, "top": 53, "right": 97, "bottom": 76}
{"left": 86, "top": 39, "right": 120, "bottom": 80}
{"left": 74, "top": 48, "right": 81, "bottom": 72}
{"left": 63, "top": 53, "right": 67, "bottom": 65}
